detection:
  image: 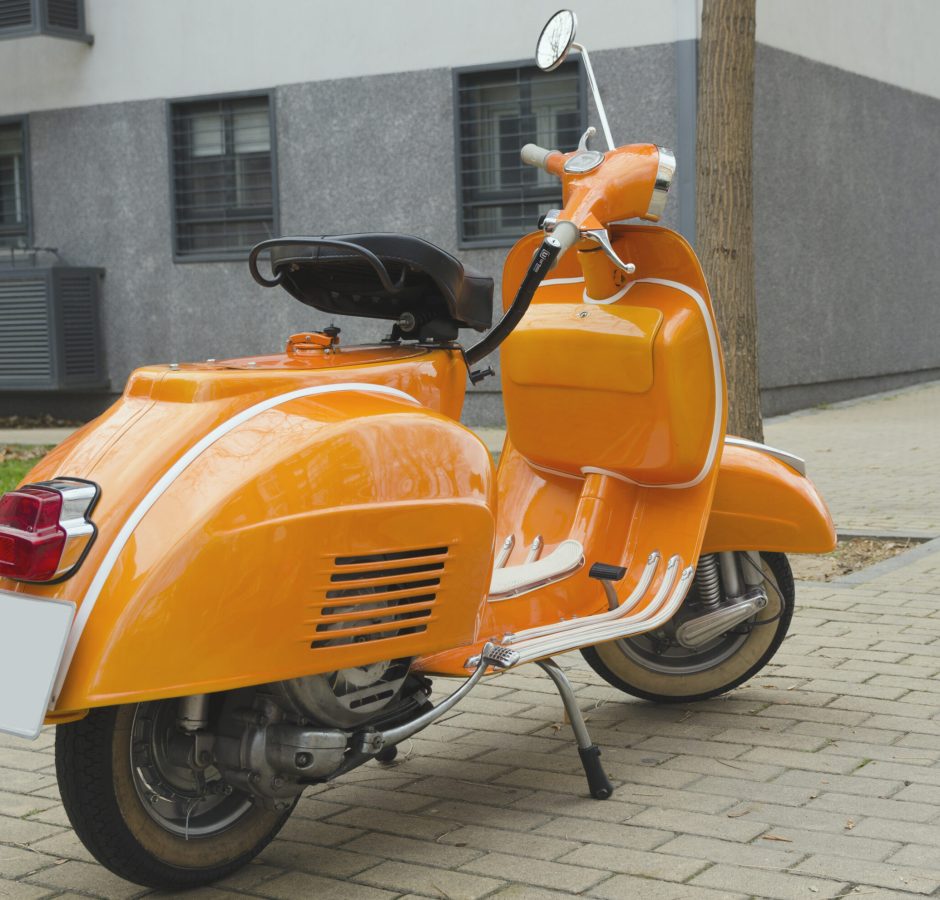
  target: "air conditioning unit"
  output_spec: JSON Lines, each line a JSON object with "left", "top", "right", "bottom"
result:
{"left": 0, "top": 0, "right": 92, "bottom": 43}
{"left": 0, "top": 266, "right": 108, "bottom": 391}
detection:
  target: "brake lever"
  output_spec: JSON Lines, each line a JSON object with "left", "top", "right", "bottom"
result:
{"left": 581, "top": 229, "right": 636, "bottom": 275}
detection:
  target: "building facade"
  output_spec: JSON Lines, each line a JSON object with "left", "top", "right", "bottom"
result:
{"left": 1, "top": 0, "right": 938, "bottom": 423}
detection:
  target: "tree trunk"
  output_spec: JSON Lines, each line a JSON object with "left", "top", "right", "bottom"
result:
{"left": 696, "top": 0, "right": 763, "bottom": 441}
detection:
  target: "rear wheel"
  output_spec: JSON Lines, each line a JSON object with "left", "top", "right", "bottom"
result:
{"left": 55, "top": 700, "right": 294, "bottom": 890}
{"left": 581, "top": 552, "right": 794, "bottom": 703}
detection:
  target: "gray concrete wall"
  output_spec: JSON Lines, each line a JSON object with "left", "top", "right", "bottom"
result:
{"left": 12, "top": 41, "right": 938, "bottom": 425}
{"left": 753, "top": 45, "right": 940, "bottom": 414}
{"left": 16, "top": 44, "right": 678, "bottom": 425}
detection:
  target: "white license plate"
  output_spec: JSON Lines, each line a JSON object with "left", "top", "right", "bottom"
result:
{"left": 0, "top": 589, "right": 75, "bottom": 739}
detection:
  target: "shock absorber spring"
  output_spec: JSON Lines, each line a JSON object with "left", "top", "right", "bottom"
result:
{"left": 695, "top": 553, "right": 723, "bottom": 611}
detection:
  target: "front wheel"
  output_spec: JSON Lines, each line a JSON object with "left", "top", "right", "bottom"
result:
{"left": 55, "top": 701, "right": 295, "bottom": 890}
{"left": 581, "top": 552, "right": 794, "bottom": 703}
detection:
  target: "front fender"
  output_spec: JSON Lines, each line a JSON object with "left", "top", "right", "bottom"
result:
{"left": 702, "top": 442, "right": 836, "bottom": 554}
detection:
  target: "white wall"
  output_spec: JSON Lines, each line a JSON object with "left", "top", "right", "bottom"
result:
{"left": 756, "top": 0, "right": 940, "bottom": 100}
{"left": 0, "top": 0, "right": 692, "bottom": 115}
{"left": 3, "top": 0, "right": 937, "bottom": 115}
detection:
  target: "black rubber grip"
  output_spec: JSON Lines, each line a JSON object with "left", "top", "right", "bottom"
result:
{"left": 578, "top": 745, "right": 614, "bottom": 800}
{"left": 589, "top": 562, "right": 627, "bottom": 582}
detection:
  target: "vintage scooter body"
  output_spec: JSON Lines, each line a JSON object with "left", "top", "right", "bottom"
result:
{"left": 0, "top": 9, "right": 835, "bottom": 891}
{"left": 4, "top": 227, "right": 831, "bottom": 718}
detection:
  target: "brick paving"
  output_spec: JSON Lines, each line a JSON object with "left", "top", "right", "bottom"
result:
{"left": 764, "top": 381, "right": 940, "bottom": 538}
{"left": 2, "top": 383, "right": 940, "bottom": 897}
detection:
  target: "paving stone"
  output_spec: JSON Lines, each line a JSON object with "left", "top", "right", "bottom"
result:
{"left": 533, "top": 816, "right": 673, "bottom": 851}
{"left": 0, "top": 878, "right": 53, "bottom": 899}
{"left": 627, "top": 807, "right": 769, "bottom": 843}
{"left": 710, "top": 727, "right": 828, "bottom": 752}
{"left": 327, "top": 807, "right": 459, "bottom": 841}
{"left": 460, "top": 851, "right": 608, "bottom": 892}
{"left": 358, "top": 859, "right": 505, "bottom": 899}
{"left": 738, "top": 746, "right": 863, "bottom": 775}
{"left": 0, "top": 847, "right": 61, "bottom": 880}
{"left": 24, "top": 859, "right": 146, "bottom": 898}
{"left": 403, "top": 776, "right": 530, "bottom": 808}
{"left": 793, "top": 853, "right": 940, "bottom": 895}
{"left": 555, "top": 843, "right": 708, "bottom": 883}
{"left": 255, "top": 871, "right": 397, "bottom": 900}
{"left": 257, "top": 841, "right": 381, "bottom": 878}
{"left": 418, "top": 799, "right": 553, "bottom": 832}
{"left": 789, "top": 720, "right": 910, "bottom": 745}
{"left": 0, "top": 815, "right": 63, "bottom": 847}
{"left": 587, "top": 873, "right": 749, "bottom": 899}
{"left": 807, "top": 791, "right": 938, "bottom": 823}
{"left": 719, "top": 801, "right": 860, "bottom": 834}
{"left": 486, "top": 885, "right": 578, "bottom": 900}
{"left": 653, "top": 834, "right": 805, "bottom": 870}
{"left": 511, "top": 789, "right": 647, "bottom": 822}
{"left": 690, "top": 862, "right": 849, "bottom": 899}
{"left": 772, "top": 768, "right": 905, "bottom": 798}
{"left": 435, "top": 823, "right": 580, "bottom": 861}
{"left": 658, "top": 754, "right": 785, "bottom": 782}
{"left": 681, "top": 776, "right": 817, "bottom": 807}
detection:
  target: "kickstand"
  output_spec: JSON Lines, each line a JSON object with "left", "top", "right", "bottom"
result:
{"left": 537, "top": 658, "right": 614, "bottom": 800}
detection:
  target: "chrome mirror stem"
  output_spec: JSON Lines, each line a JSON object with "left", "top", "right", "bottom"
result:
{"left": 572, "top": 42, "right": 615, "bottom": 151}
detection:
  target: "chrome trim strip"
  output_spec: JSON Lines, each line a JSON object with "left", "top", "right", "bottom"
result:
{"left": 51, "top": 382, "right": 421, "bottom": 705}
{"left": 503, "top": 551, "right": 661, "bottom": 645}
{"left": 646, "top": 146, "right": 676, "bottom": 221}
{"left": 506, "top": 559, "right": 694, "bottom": 666}
{"left": 724, "top": 436, "right": 807, "bottom": 476}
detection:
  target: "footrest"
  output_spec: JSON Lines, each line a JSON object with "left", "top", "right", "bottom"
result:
{"left": 488, "top": 539, "right": 584, "bottom": 601}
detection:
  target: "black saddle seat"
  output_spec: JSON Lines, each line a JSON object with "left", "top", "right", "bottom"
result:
{"left": 268, "top": 233, "right": 493, "bottom": 334}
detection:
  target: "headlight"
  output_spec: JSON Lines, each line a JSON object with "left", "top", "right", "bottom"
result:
{"left": 646, "top": 147, "right": 677, "bottom": 221}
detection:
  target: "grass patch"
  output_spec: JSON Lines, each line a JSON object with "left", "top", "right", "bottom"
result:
{"left": 0, "top": 446, "right": 50, "bottom": 493}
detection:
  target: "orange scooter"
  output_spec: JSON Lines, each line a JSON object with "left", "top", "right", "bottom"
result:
{"left": 0, "top": 10, "right": 834, "bottom": 889}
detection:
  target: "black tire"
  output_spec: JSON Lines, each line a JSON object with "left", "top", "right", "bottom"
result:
{"left": 55, "top": 702, "right": 295, "bottom": 890}
{"left": 581, "top": 552, "right": 794, "bottom": 704}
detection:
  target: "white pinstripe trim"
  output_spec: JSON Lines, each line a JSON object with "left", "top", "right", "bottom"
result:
{"left": 539, "top": 276, "right": 586, "bottom": 287}
{"left": 50, "top": 382, "right": 420, "bottom": 704}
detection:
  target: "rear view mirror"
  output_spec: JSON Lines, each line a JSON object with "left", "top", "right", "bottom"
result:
{"left": 535, "top": 10, "right": 577, "bottom": 71}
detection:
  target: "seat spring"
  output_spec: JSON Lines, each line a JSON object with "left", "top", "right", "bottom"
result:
{"left": 695, "top": 553, "right": 723, "bottom": 611}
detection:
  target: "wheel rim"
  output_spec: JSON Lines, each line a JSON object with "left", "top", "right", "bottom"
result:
{"left": 615, "top": 628, "right": 750, "bottom": 675}
{"left": 130, "top": 701, "right": 252, "bottom": 838}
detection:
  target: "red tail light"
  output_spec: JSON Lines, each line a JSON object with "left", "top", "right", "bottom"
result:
{"left": 0, "top": 480, "right": 99, "bottom": 583}
{"left": 0, "top": 488, "right": 66, "bottom": 582}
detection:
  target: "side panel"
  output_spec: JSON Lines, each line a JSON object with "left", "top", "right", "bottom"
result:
{"left": 702, "top": 444, "right": 836, "bottom": 554}
{"left": 47, "top": 394, "right": 494, "bottom": 712}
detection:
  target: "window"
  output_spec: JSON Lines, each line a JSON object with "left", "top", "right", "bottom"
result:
{"left": 0, "top": 0, "right": 91, "bottom": 42}
{"left": 169, "top": 93, "right": 277, "bottom": 260}
{"left": 455, "top": 61, "right": 584, "bottom": 246}
{"left": 0, "top": 117, "right": 30, "bottom": 248}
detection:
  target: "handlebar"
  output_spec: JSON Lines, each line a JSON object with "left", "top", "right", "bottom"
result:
{"left": 520, "top": 143, "right": 558, "bottom": 171}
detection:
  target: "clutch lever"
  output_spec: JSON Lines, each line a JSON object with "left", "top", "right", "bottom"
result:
{"left": 539, "top": 215, "right": 635, "bottom": 275}
{"left": 581, "top": 229, "right": 636, "bottom": 275}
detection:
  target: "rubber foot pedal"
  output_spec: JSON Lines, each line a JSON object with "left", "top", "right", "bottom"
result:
{"left": 589, "top": 562, "right": 627, "bottom": 582}
{"left": 578, "top": 744, "right": 614, "bottom": 799}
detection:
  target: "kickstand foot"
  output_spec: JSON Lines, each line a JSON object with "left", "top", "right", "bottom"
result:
{"left": 537, "top": 658, "right": 614, "bottom": 800}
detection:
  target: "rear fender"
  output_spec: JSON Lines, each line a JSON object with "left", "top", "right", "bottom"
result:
{"left": 5, "top": 385, "right": 495, "bottom": 716}
{"left": 702, "top": 441, "right": 836, "bottom": 554}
